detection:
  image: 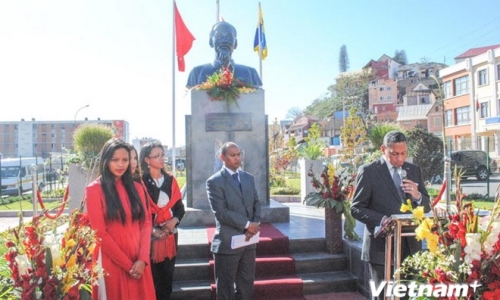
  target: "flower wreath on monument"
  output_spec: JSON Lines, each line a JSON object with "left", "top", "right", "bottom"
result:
{"left": 303, "top": 163, "right": 361, "bottom": 241}
{"left": 396, "top": 171, "right": 500, "bottom": 300}
{"left": 2, "top": 200, "right": 104, "bottom": 300}
{"left": 193, "top": 66, "right": 257, "bottom": 106}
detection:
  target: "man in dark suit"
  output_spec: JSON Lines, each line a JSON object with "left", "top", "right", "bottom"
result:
{"left": 351, "top": 131, "right": 431, "bottom": 300}
{"left": 206, "top": 142, "right": 261, "bottom": 300}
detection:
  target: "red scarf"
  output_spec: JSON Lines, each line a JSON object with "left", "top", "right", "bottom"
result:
{"left": 141, "top": 177, "right": 182, "bottom": 263}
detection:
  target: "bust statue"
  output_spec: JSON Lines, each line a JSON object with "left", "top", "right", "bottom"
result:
{"left": 186, "top": 22, "right": 262, "bottom": 88}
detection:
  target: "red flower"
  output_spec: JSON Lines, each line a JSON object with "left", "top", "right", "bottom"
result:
{"left": 483, "top": 289, "right": 500, "bottom": 300}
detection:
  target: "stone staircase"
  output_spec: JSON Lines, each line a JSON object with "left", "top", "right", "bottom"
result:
{"left": 171, "top": 236, "right": 359, "bottom": 299}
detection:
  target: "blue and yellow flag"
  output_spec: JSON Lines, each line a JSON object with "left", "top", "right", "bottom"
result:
{"left": 253, "top": 4, "right": 267, "bottom": 60}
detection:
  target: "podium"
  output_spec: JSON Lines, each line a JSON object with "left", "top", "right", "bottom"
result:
{"left": 374, "top": 214, "right": 431, "bottom": 285}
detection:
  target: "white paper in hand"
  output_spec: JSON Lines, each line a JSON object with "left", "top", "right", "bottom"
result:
{"left": 231, "top": 232, "right": 260, "bottom": 249}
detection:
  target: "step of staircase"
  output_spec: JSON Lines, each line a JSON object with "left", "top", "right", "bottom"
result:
{"left": 171, "top": 236, "right": 359, "bottom": 299}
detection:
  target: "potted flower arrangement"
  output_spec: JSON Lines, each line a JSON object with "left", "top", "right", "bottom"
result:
{"left": 304, "top": 163, "right": 360, "bottom": 254}
{"left": 193, "top": 66, "right": 256, "bottom": 107}
{"left": 397, "top": 177, "right": 500, "bottom": 299}
{"left": 2, "top": 205, "right": 103, "bottom": 300}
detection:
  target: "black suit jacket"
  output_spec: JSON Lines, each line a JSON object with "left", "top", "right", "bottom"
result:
{"left": 350, "top": 158, "right": 431, "bottom": 265}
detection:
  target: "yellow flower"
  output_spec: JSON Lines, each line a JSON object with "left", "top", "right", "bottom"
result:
{"left": 426, "top": 233, "right": 439, "bottom": 253}
{"left": 327, "top": 164, "right": 334, "bottom": 181}
{"left": 66, "top": 239, "right": 77, "bottom": 248}
{"left": 67, "top": 254, "right": 77, "bottom": 268}
{"left": 412, "top": 206, "right": 424, "bottom": 221}
{"left": 400, "top": 199, "right": 413, "bottom": 213}
{"left": 414, "top": 218, "right": 439, "bottom": 252}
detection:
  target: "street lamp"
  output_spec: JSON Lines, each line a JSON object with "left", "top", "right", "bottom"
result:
{"left": 431, "top": 75, "right": 451, "bottom": 211}
{"left": 74, "top": 104, "right": 90, "bottom": 123}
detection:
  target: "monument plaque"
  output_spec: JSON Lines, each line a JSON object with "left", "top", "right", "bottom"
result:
{"left": 205, "top": 113, "right": 252, "bottom": 132}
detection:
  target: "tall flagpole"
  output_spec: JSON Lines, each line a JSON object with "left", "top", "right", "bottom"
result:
{"left": 258, "top": 2, "right": 263, "bottom": 83}
{"left": 216, "top": 0, "right": 220, "bottom": 22}
{"left": 171, "top": 0, "right": 176, "bottom": 177}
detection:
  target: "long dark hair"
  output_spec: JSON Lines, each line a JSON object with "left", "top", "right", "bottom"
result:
{"left": 130, "top": 145, "right": 142, "bottom": 182}
{"left": 99, "top": 138, "right": 145, "bottom": 224}
{"left": 140, "top": 141, "right": 167, "bottom": 177}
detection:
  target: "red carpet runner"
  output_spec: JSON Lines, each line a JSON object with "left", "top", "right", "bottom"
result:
{"left": 207, "top": 223, "right": 305, "bottom": 300}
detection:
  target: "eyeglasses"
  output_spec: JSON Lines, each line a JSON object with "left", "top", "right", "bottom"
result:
{"left": 148, "top": 153, "right": 166, "bottom": 160}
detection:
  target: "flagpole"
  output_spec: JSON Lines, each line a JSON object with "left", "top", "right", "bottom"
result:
{"left": 171, "top": 0, "right": 176, "bottom": 177}
{"left": 216, "top": 0, "right": 220, "bottom": 23}
{"left": 258, "top": 2, "right": 263, "bottom": 83}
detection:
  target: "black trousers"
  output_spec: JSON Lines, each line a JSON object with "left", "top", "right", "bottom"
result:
{"left": 151, "top": 256, "right": 176, "bottom": 300}
{"left": 151, "top": 233, "right": 178, "bottom": 300}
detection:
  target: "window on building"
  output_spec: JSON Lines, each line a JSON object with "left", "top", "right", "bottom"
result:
{"left": 497, "top": 64, "right": 500, "bottom": 81}
{"left": 380, "top": 87, "right": 384, "bottom": 91}
{"left": 380, "top": 96, "right": 384, "bottom": 101}
{"left": 434, "top": 116, "right": 441, "bottom": 127}
{"left": 387, "top": 87, "right": 392, "bottom": 91}
{"left": 455, "top": 106, "right": 471, "bottom": 125}
{"left": 454, "top": 75, "right": 469, "bottom": 96}
{"left": 387, "top": 96, "right": 392, "bottom": 100}
{"left": 435, "top": 106, "right": 439, "bottom": 112}
{"left": 480, "top": 102, "right": 489, "bottom": 118}
{"left": 478, "top": 69, "right": 488, "bottom": 86}
{"left": 443, "top": 81, "right": 451, "bottom": 98}
{"left": 445, "top": 110, "right": 452, "bottom": 126}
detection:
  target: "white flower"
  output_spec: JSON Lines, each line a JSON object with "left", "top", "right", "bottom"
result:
{"left": 482, "top": 221, "right": 500, "bottom": 256}
{"left": 44, "top": 232, "right": 63, "bottom": 267}
{"left": 464, "top": 233, "right": 481, "bottom": 264}
{"left": 15, "top": 254, "right": 30, "bottom": 276}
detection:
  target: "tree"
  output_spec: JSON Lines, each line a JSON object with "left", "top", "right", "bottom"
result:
{"left": 393, "top": 49, "right": 408, "bottom": 65}
{"left": 339, "top": 108, "right": 367, "bottom": 171}
{"left": 299, "top": 123, "right": 325, "bottom": 160}
{"left": 304, "top": 69, "right": 374, "bottom": 119}
{"left": 339, "top": 45, "right": 350, "bottom": 73}
{"left": 285, "top": 107, "right": 303, "bottom": 120}
{"left": 334, "top": 69, "right": 374, "bottom": 113}
{"left": 406, "top": 128, "right": 444, "bottom": 182}
{"left": 368, "top": 121, "right": 404, "bottom": 150}
{"left": 269, "top": 117, "right": 282, "bottom": 151}
{"left": 304, "top": 96, "right": 335, "bottom": 119}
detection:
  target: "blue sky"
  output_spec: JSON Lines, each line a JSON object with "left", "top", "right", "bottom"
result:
{"left": 0, "top": 0, "right": 498, "bottom": 147}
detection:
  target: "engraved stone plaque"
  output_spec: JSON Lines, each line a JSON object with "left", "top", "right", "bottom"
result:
{"left": 205, "top": 113, "right": 252, "bottom": 132}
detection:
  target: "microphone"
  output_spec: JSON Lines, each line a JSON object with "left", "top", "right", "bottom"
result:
{"left": 398, "top": 169, "right": 410, "bottom": 199}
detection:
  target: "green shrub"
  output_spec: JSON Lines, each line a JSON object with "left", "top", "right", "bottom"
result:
{"left": 72, "top": 124, "right": 114, "bottom": 169}
{"left": 270, "top": 186, "right": 300, "bottom": 195}
{"left": 269, "top": 173, "right": 287, "bottom": 188}
{"left": 41, "top": 188, "right": 66, "bottom": 198}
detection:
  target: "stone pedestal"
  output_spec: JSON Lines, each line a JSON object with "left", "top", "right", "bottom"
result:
{"left": 299, "top": 158, "right": 324, "bottom": 203}
{"left": 183, "top": 89, "right": 289, "bottom": 225}
{"left": 68, "top": 163, "right": 97, "bottom": 213}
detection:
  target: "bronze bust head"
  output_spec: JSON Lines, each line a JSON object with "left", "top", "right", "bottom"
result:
{"left": 186, "top": 22, "right": 262, "bottom": 88}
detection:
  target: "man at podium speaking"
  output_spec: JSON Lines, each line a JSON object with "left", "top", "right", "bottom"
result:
{"left": 351, "top": 131, "right": 431, "bottom": 299}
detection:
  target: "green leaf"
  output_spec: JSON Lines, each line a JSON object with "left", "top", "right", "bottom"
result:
{"left": 45, "top": 246, "right": 53, "bottom": 275}
{"left": 79, "top": 286, "right": 92, "bottom": 300}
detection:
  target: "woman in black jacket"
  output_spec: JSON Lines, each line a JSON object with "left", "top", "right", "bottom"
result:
{"left": 140, "top": 141, "right": 185, "bottom": 300}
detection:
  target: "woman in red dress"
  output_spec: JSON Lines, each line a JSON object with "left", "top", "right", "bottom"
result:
{"left": 85, "top": 139, "right": 156, "bottom": 300}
